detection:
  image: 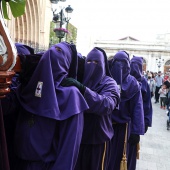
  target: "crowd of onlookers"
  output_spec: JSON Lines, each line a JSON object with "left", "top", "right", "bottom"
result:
{"left": 143, "top": 70, "right": 170, "bottom": 129}
{"left": 144, "top": 70, "right": 170, "bottom": 104}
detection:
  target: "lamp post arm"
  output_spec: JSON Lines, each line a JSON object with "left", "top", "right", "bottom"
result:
{"left": 58, "top": 9, "right": 63, "bottom": 42}
{"left": 60, "top": 9, "right": 63, "bottom": 28}
{"left": 65, "top": 17, "right": 71, "bottom": 42}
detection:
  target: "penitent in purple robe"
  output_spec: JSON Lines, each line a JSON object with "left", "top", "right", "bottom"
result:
{"left": 129, "top": 56, "right": 152, "bottom": 170}
{"left": 75, "top": 47, "right": 120, "bottom": 170}
{"left": 130, "top": 56, "right": 152, "bottom": 128}
{"left": 1, "top": 43, "right": 35, "bottom": 170}
{"left": 108, "top": 51, "right": 144, "bottom": 170}
{"left": 3, "top": 42, "right": 89, "bottom": 170}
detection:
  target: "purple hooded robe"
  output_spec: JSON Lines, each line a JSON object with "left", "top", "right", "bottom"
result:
{"left": 129, "top": 56, "right": 152, "bottom": 170}
{"left": 75, "top": 47, "right": 120, "bottom": 170}
{"left": 1, "top": 43, "right": 35, "bottom": 170}
{"left": 130, "top": 56, "right": 152, "bottom": 128}
{"left": 3, "top": 42, "right": 89, "bottom": 170}
{"left": 108, "top": 51, "right": 144, "bottom": 170}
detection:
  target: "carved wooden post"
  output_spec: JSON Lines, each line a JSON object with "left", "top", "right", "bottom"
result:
{"left": 0, "top": 2, "right": 17, "bottom": 169}
{"left": 0, "top": 71, "right": 15, "bottom": 170}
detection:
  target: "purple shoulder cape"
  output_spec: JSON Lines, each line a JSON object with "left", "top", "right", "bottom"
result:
{"left": 16, "top": 43, "right": 89, "bottom": 120}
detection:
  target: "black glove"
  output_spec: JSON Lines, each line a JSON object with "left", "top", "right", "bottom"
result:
{"left": 61, "top": 77, "right": 86, "bottom": 95}
{"left": 128, "top": 134, "right": 140, "bottom": 146}
{"left": 145, "top": 126, "right": 148, "bottom": 133}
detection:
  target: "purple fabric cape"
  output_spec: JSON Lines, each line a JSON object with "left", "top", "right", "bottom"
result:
{"left": 130, "top": 56, "right": 152, "bottom": 127}
{"left": 81, "top": 47, "right": 120, "bottom": 144}
{"left": 16, "top": 42, "right": 88, "bottom": 120}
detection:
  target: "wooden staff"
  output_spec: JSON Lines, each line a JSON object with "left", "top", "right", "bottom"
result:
{"left": 0, "top": 2, "right": 17, "bottom": 169}
{"left": 0, "top": 71, "right": 15, "bottom": 170}
{"left": 0, "top": 7, "right": 17, "bottom": 71}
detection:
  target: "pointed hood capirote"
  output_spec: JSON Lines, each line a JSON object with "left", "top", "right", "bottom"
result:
{"left": 130, "top": 56, "right": 144, "bottom": 82}
{"left": 15, "top": 43, "right": 35, "bottom": 68}
{"left": 16, "top": 42, "right": 89, "bottom": 120}
{"left": 83, "top": 47, "right": 111, "bottom": 91}
{"left": 83, "top": 48, "right": 105, "bottom": 90}
{"left": 109, "top": 51, "right": 140, "bottom": 101}
{"left": 15, "top": 43, "right": 34, "bottom": 55}
{"left": 110, "top": 51, "right": 130, "bottom": 84}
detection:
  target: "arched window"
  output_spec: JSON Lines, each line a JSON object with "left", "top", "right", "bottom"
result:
{"left": 165, "top": 60, "right": 170, "bottom": 65}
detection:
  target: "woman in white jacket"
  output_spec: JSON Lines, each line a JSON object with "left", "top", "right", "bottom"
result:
{"left": 147, "top": 75, "right": 156, "bottom": 98}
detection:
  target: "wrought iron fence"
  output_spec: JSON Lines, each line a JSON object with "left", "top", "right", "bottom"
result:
{"left": 15, "top": 40, "right": 49, "bottom": 54}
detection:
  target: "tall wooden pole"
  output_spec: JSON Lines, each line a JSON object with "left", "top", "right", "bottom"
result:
{"left": 0, "top": 2, "right": 17, "bottom": 169}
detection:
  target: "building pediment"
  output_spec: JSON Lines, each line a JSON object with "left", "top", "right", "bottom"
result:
{"left": 118, "top": 36, "right": 139, "bottom": 41}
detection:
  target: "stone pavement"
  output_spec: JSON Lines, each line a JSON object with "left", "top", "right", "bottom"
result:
{"left": 136, "top": 99, "right": 170, "bottom": 170}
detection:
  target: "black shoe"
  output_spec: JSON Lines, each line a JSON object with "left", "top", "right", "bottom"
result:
{"left": 154, "top": 101, "right": 157, "bottom": 103}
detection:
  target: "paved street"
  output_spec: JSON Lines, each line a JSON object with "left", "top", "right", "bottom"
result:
{"left": 136, "top": 99, "right": 170, "bottom": 170}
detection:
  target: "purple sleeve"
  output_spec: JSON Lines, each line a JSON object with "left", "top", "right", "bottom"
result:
{"left": 84, "top": 81, "right": 120, "bottom": 116}
{"left": 142, "top": 82, "right": 153, "bottom": 127}
{"left": 130, "top": 90, "right": 145, "bottom": 135}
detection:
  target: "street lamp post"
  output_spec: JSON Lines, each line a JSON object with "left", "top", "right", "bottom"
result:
{"left": 58, "top": 9, "right": 64, "bottom": 42}
{"left": 65, "top": 5, "right": 73, "bottom": 41}
{"left": 52, "top": 4, "right": 73, "bottom": 42}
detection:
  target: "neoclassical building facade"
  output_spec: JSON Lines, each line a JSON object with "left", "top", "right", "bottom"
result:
{"left": 5, "top": 2, "right": 170, "bottom": 74}
{"left": 94, "top": 36, "right": 170, "bottom": 73}
{"left": 6, "top": 0, "right": 52, "bottom": 50}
